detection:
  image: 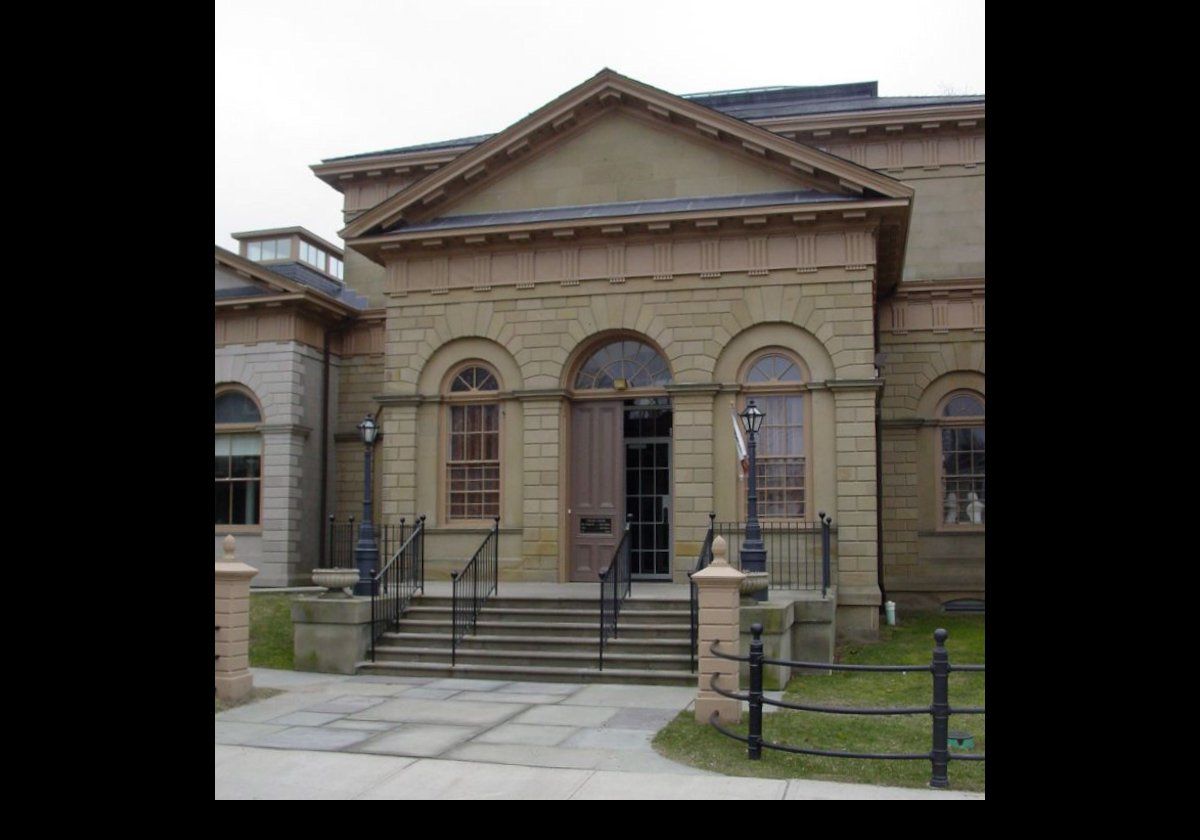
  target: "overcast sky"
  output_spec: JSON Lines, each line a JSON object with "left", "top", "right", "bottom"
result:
{"left": 215, "top": 0, "right": 984, "bottom": 255}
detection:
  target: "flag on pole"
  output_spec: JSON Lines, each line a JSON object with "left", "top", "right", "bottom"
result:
{"left": 731, "top": 409, "right": 749, "bottom": 480}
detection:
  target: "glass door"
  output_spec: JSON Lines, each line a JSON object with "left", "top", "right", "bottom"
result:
{"left": 623, "top": 398, "right": 671, "bottom": 579}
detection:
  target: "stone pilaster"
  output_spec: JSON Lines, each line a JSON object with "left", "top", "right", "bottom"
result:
{"left": 215, "top": 535, "right": 259, "bottom": 702}
{"left": 668, "top": 386, "right": 717, "bottom": 582}
{"left": 520, "top": 397, "right": 563, "bottom": 581}
{"left": 693, "top": 535, "right": 746, "bottom": 724}
{"left": 378, "top": 402, "right": 419, "bottom": 521}
{"left": 832, "top": 384, "right": 882, "bottom": 637}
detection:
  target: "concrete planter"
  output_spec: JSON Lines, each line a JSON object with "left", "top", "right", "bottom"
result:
{"left": 739, "top": 571, "right": 769, "bottom": 599}
{"left": 311, "top": 568, "right": 360, "bottom": 599}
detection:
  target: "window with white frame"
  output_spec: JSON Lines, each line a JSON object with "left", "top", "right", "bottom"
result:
{"left": 215, "top": 389, "right": 262, "bottom": 526}
{"left": 743, "top": 352, "right": 807, "bottom": 519}
{"left": 938, "top": 392, "right": 985, "bottom": 526}
{"left": 246, "top": 238, "right": 291, "bottom": 262}
{"left": 446, "top": 365, "right": 500, "bottom": 520}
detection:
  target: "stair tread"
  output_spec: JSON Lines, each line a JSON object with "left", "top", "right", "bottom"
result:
{"left": 357, "top": 660, "right": 695, "bottom": 681}
{"left": 373, "top": 645, "right": 692, "bottom": 663}
{"left": 381, "top": 632, "right": 690, "bottom": 646}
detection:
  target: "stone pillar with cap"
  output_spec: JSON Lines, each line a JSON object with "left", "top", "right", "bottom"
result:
{"left": 215, "top": 534, "right": 259, "bottom": 702}
{"left": 693, "top": 534, "right": 746, "bottom": 724}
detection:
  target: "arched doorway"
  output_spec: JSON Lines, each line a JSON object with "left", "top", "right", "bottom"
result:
{"left": 566, "top": 336, "right": 674, "bottom": 581}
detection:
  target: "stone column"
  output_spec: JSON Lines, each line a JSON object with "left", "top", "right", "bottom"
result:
{"left": 693, "top": 535, "right": 746, "bottom": 724}
{"left": 520, "top": 395, "right": 563, "bottom": 581}
{"left": 215, "top": 535, "right": 259, "bottom": 702}
{"left": 832, "top": 384, "right": 882, "bottom": 637}
{"left": 667, "top": 385, "right": 718, "bottom": 583}
{"left": 378, "top": 400, "right": 419, "bottom": 521}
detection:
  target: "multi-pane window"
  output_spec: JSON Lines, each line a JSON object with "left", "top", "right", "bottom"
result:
{"left": 744, "top": 353, "right": 806, "bottom": 519}
{"left": 300, "top": 240, "right": 328, "bottom": 272}
{"left": 940, "top": 393, "right": 985, "bottom": 526}
{"left": 215, "top": 390, "right": 262, "bottom": 526}
{"left": 246, "top": 238, "right": 291, "bottom": 262}
{"left": 328, "top": 255, "right": 344, "bottom": 280}
{"left": 575, "top": 339, "right": 671, "bottom": 389}
{"left": 446, "top": 366, "right": 500, "bottom": 520}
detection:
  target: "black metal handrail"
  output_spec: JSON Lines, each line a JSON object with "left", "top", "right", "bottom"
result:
{"left": 451, "top": 517, "right": 500, "bottom": 667}
{"left": 707, "top": 624, "right": 985, "bottom": 788}
{"left": 688, "top": 513, "right": 717, "bottom": 673}
{"left": 214, "top": 625, "right": 220, "bottom": 698}
{"left": 368, "top": 515, "right": 425, "bottom": 661}
{"left": 712, "top": 512, "right": 834, "bottom": 593}
{"left": 598, "top": 514, "right": 633, "bottom": 671}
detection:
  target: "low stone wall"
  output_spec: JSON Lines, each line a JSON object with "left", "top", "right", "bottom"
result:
{"left": 291, "top": 596, "right": 373, "bottom": 674}
{"left": 739, "top": 592, "right": 835, "bottom": 690}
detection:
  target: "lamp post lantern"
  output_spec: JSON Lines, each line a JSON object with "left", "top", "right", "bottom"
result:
{"left": 740, "top": 399, "right": 768, "bottom": 602}
{"left": 353, "top": 413, "right": 380, "bottom": 596}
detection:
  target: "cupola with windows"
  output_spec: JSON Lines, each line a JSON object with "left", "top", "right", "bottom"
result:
{"left": 231, "top": 226, "right": 346, "bottom": 281}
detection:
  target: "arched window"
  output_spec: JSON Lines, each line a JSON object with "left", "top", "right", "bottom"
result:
{"left": 445, "top": 363, "right": 501, "bottom": 520}
{"left": 741, "top": 351, "right": 808, "bottom": 519}
{"left": 938, "top": 392, "right": 985, "bottom": 527}
{"left": 574, "top": 339, "right": 671, "bottom": 390}
{"left": 215, "top": 387, "right": 262, "bottom": 527}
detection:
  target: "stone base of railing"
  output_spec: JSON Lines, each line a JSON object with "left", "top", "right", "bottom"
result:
{"left": 291, "top": 596, "right": 373, "bottom": 674}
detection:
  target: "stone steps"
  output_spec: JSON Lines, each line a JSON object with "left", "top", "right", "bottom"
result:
{"left": 357, "top": 592, "right": 697, "bottom": 686}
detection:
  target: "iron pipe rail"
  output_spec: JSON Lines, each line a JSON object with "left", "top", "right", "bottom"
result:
{"left": 598, "top": 515, "right": 633, "bottom": 671}
{"left": 451, "top": 517, "right": 500, "bottom": 667}
{"left": 705, "top": 625, "right": 985, "bottom": 787}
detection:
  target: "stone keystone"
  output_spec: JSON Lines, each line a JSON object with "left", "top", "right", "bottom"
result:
{"left": 693, "top": 535, "right": 746, "bottom": 724}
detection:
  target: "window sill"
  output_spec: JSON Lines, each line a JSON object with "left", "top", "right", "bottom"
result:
{"left": 925, "top": 527, "right": 985, "bottom": 536}
{"left": 216, "top": 525, "right": 263, "bottom": 536}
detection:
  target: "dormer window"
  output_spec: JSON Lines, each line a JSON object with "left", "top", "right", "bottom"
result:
{"left": 300, "top": 240, "right": 328, "bottom": 272}
{"left": 328, "top": 255, "right": 344, "bottom": 280}
{"left": 246, "top": 238, "right": 291, "bottom": 262}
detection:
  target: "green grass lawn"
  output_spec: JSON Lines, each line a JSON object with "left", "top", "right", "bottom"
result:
{"left": 653, "top": 611, "right": 985, "bottom": 792}
{"left": 248, "top": 593, "right": 297, "bottom": 670}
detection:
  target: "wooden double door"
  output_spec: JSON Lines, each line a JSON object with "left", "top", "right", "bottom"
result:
{"left": 568, "top": 399, "right": 672, "bottom": 581}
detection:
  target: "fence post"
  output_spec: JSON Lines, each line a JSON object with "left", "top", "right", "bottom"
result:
{"left": 819, "top": 512, "right": 831, "bottom": 598}
{"left": 930, "top": 628, "right": 950, "bottom": 788}
{"left": 748, "top": 622, "right": 764, "bottom": 760}
{"left": 693, "top": 535, "right": 746, "bottom": 724}
{"left": 215, "top": 535, "right": 259, "bottom": 702}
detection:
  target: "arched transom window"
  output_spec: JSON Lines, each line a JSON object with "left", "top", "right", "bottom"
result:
{"left": 445, "top": 364, "right": 501, "bottom": 520}
{"left": 215, "top": 388, "right": 262, "bottom": 527}
{"left": 939, "top": 392, "right": 984, "bottom": 527}
{"left": 742, "top": 351, "right": 808, "bottom": 519}
{"left": 575, "top": 340, "right": 671, "bottom": 390}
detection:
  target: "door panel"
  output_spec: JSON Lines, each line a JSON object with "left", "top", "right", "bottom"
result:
{"left": 569, "top": 401, "right": 624, "bottom": 581}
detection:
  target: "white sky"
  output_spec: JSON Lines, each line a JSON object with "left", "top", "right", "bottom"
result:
{"left": 215, "top": 0, "right": 984, "bottom": 255}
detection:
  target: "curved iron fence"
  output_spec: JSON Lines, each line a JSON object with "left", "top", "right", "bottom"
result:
{"left": 451, "top": 517, "right": 500, "bottom": 666}
{"left": 706, "top": 623, "right": 985, "bottom": 789}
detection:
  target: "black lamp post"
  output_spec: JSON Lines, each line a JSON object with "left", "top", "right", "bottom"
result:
{"left": 740, "top": 399, "right": 768, "bottom": 602}
{"left": 353, "top": 413, "right": 380, "bottom": 596}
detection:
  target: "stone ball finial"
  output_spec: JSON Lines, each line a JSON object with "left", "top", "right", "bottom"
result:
{"left": 711, "top": 535, "right": 729, "bottom": 567}
{"left": 222, "top": 534, "right": 236, "bottom": 561}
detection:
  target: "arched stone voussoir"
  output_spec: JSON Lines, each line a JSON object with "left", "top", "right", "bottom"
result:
{"left": 414, "top": 336, "right": 525, "bottom": 395}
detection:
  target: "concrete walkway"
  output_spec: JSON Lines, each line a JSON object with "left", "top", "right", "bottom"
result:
{"left": 215, "top": 669, "right": 983, "bottom": 800}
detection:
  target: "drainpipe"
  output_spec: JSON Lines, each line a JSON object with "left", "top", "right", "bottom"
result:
{"left": 874, "top": 282, "right": 892, "bottom": 614}
{"left": 319, "top": 316, "right": 356, "bottom": 567}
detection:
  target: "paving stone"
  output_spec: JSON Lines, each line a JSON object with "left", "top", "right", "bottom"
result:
{"left": 471, "top": 723, "right": 577, "bottom": 747}
{"left": 561, "top": 727, "right": 653, "bottom": 751}
{"left": 561, "top": 684, "right": 696, "bottom": 709}
{"left": 424, "top": 678, "right": 512, "bottom": 692}
{"left": 501, "top": 681, "right": 582, "bottom": 695}
{"left": 357, "top": 757, "right": 593, "bottom": 800}
{"left": 594, "top": 750, "right": 718, "bottom": 776}
{"left": 394, "top": 687, "right": 461, "bottom": 701}
{"left": 268, "top": 711, "right": 346, "bottom": 727}
{"left": 351, "top": 696, "right": 528, "bottom": 727}
{"left": 510, "top": 704, "right": 619, "bottom": 728}
{"left": 602, "top": 707, "right": 679, "bottom": 730}
{"left": 353, "top": 724, "right": 480, "bottom": 757}
{"left": 569, "top": 770, "right": 788, "bottom": 800}
{"left": 250, "top": 669, "right": 349, "bottom": 690}
{"left": 452, "top": 691, "right": 565, "bottom": 705}
{"left": 214, "top": 745, "right": 415, "bottom": 800}
{"left": 444, "top": 742, "right": 609, "bottom": 770}
{"left": 347, "top": 675, "right": 434, "bottom": 685}
{"left": 215, "top": 721, "right": 289, "bottom": 746}
{"left": 244, "top": 725, "right": 377, "bottom": 752}
{"left": 783, "top": 779, "right": 984, "bottom": 800}
{"left": 324, "top": 720, "right": 397, "bottom": 732}
{"left": 303, "top": 696, "right": 387, "bottom": 714}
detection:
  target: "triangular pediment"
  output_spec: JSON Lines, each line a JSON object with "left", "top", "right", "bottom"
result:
{"left": 341, "top": 69, "right": 912, "bottom": 241}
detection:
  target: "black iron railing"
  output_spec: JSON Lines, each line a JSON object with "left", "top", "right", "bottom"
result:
{"left": 327, "top": 515, "right": 410, "bottom": 570}
{"left": 713, "top": 512, "right": 834, "bottom": 594}
{"left": 450, "top": 517, "right": 500, "bottom": 667}
{"left": 707, "top": 624, "right": 985, "bottom": 789}
{"left": 214, "top": 625, "right": 220, "bottom": 698}
{"left": 368, "top": 515, "right": 426, "bottom": 661}
{"left": 598, "top": 515, "right": 633, "bottom": 671}
{"left": 688, "top": 513, "right": 717, "bottom": 673}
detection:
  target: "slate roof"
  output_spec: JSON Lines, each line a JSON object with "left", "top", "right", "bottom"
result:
{"left": 322, "top": 81, "right": 982, "bottom": 163}
{"left": 391, "top": 190, "right": 856, "bottom": 234}
{"left": 216, "top": 252, "right": 371, "bottom": 310}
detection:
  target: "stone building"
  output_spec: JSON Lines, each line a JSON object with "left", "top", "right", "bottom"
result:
{"left": 215, "top": 69, "right": 984, "bottom": 632}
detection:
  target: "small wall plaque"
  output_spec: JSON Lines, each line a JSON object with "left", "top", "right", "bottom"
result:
{"left": 580, "top": 517, "right": 612, "bottom": 534}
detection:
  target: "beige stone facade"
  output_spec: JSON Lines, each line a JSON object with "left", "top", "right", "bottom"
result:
{"left": 216, "top": 71, "right": 984, "bottom": 629}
